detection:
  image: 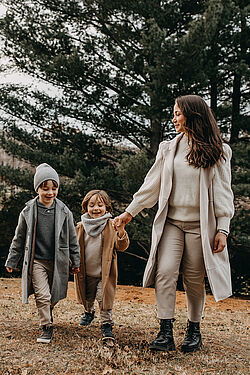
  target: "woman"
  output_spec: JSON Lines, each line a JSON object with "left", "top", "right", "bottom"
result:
{"left": 114, "top": 95, "right": 234, "bottom": 353}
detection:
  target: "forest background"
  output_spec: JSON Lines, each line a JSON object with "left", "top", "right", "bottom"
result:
{"left": 0, "top": 0, "right": 249, "bottom": 296}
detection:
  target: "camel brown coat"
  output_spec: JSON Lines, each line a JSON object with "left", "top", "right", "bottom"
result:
{"left": 126, "top": 134, "right": 234, "bottom": 302}
{"left": 74, "top": 219, "right": 129, "bottom": 310}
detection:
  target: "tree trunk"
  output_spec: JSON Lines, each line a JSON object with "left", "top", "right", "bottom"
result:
{"left": 209, "top": 40, "right": 219, "bottom": 118}
{"left": 210, "top": 76, "right": 218, "bottom": 118}
{"left": 230, "top": 72, "right": 241, "bottom": 143}
{"left": 230, "top": 1, "right": 247, "bottom": 143}
{"left": 150, "top": 119, "right": 162, "bottom": 157}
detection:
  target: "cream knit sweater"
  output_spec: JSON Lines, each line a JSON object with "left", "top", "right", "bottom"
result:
{"left": 168, "top": 135, "right": 200, "bottom": 221}
{"left": 84, "top": 232, "right": 102, "bottom": 277}
{"left": 126, "top": 135, "right": 234, "bottom": 233}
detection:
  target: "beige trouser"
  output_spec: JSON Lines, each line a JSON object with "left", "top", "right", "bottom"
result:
{"left": 85, "top": 275, "right": 113, "bottom": 325}
{"left": 32, "top": 259, "right": 56, "bottom": 326}
{"left": 155, "top": 218, "right": 206, "bottom": 322}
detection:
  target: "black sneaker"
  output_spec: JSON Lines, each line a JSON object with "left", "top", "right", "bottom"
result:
{"left": 101, "top": 323, "right": 114, "bottom": 342}
{"left": 37, "top": 325, "right": 53, "bottom": 344}
{"left": 79, "top": 311, "right": 95, "bottom": 326}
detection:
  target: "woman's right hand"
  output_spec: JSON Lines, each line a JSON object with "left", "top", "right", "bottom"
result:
{"left": 113, "top": 212, "right": 133, "bottom": 230}
{"left": 6, "top": 267, "right": 13, "bottom": 273}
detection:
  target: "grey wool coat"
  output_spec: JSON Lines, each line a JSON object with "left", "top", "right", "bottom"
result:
{"left": 126, "top": 134, "right": 234, "bottom": 302}
{"left": 5, "top": 197, "right": 80, "bottom": 304}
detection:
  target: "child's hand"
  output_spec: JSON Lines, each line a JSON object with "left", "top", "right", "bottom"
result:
{"left": 113, "top": 212, "right": 132, "bottom": 230}
{"left": 112, "top": 220, "right": 126, "bottom": 238}
{"left": 70, "top": 267, "right": 80, "bottom": 274}
{"left": 6, "top": 267, "right": 13, "bottom": 273}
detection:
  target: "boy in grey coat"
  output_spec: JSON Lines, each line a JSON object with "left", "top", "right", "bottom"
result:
{"left": 5, "top": 163, "right": 80, "bottom": 343}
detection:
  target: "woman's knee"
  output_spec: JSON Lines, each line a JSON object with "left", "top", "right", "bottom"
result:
{"left": 156, "top": 266, "right": 179, "bottom": 284}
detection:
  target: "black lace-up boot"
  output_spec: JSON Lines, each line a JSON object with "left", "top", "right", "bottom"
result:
{"left": 181, "top": 320, "right": 202, "bottom": 353}
{"left": 150, "top": 319, "right": 176, "bottom": 351}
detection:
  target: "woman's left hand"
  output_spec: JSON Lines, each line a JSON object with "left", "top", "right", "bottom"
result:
{"left": 213, "top": 232, "right": 227, "bottom": 253}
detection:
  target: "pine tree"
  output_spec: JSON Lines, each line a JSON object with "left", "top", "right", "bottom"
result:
{"left": 181, "top": 0, "right": 249, "bottom": 135}
{"left": 0, "top": 0, "right": 208, "bottom": 156}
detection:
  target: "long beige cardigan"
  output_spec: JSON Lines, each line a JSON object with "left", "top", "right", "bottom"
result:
{"left": 74, "top": 219, "right": 129, "bottom": 310}
{"left": 126, "top": 134, "right": 234, "bottom": 302}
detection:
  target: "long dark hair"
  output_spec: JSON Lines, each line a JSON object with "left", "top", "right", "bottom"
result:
{"left": 176, "top": 95, "right": 224, "bottom": 168}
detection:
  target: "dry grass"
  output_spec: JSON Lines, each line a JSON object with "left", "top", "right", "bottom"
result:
{"left": 0, "top": 279, "right": 249, "bottom": 375}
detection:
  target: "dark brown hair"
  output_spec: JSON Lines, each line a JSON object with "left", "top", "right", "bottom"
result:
{"left": 38, "top": 180, "right": 58, "bottom": 189}
{"left": 81, "top": 190, "right": 112, "bottom": 214}
{"left": 176, "top": 95, "right": 224, "bottom": 168}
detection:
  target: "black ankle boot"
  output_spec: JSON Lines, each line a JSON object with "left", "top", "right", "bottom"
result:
{"left": 181, "top": 320, "right": 202, "bottom": 353}
{"left": 150, "top": 319, "right": 176, "bottom": 351}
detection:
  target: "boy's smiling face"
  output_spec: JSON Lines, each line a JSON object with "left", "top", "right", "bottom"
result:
{"left": 87, "top": 194, "right": 107, "bottom": 219}
{"left": 37, "top": 180, "right": 58, "bottom": 208}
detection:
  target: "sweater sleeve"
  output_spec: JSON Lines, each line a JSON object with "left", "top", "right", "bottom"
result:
{"left": 115, "top": 230, "right": 130, "bottom": 252}
{"left": 125, "top": 142, "right": 165, "bottom": 217}
{"left": 213, "top": 143, "right": 234, "bottom": 233}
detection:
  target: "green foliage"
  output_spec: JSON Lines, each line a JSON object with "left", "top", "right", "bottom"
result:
{"left": 1, "top": 136, "right": 249, "bottom": 294}
{"left": 0, "top": 0, "right": 249, "bottom": 293}
{"left": 229, "top": 141, "right": 250, "bottom": 295}
{"left": 118, "top": 150, "right": 153, "bottom": 194}
{"left": 228, "top": 208, "right": 250, "bottom": 295}
{"left": 0, "top": 0, "right": 248, "bottom": 156}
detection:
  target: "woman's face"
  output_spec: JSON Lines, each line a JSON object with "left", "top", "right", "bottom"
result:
{"left": 172, "top": 103, "right": 186, "bottom": 133}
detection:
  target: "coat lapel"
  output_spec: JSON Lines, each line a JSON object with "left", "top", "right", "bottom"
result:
{"left": 23, "top": 197, "right": 37, "bottom": 230}
{"left": 143, "top": 134, "right": 183, "bottom": 287}
{"left": 158, "top": 133, "right": 183, "bottom": 206}
{"left": 101, "top": 222, "right": 114, "bottom": 289}
{"left": 55, "top": 199, "right": 67, "bottom": 239}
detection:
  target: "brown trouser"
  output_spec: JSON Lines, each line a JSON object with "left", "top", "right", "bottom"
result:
{"left": 155, "top": 218, "right": 206, "bottom": 322}
{"left": 85, "top": 275, "right": 113, "bottom": 325}
{"left": 32, "top": 259, "right": 56, "bottom": 326}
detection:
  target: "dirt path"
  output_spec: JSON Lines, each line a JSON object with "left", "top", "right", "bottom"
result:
{"left": 0, "top": 278, "right": 249, "bottom": 375}
{"left": 1, "top": 278, "right": 248, "bottom": 312}
{"left": 72, "top": 281, "right": 249, "bottom": 312}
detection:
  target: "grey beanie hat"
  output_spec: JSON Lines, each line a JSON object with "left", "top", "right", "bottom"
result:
{"left": 34, "top": 163, "right": 60, "bottom": 191}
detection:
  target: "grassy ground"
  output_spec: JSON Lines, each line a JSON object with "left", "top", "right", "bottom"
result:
{"left": 0, "top": 278, "right": 249, "bottom": 375}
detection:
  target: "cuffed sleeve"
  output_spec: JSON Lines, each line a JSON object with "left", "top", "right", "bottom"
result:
{"left": 115, "top": 230, "right": 129, "bottom": 252}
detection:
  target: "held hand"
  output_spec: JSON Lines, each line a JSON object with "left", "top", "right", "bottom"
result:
{"left": 6, "top": 267, "right": 13, "bottom": 273}
{"left": 213, "top": 232, "right": 227, "bottom": 253}
{"left": 70, "top": 267, "right": 80, "bottom": 274}
{"left": 117, "top": 228, "right": 126, "bottom": 238}
{"left": 113, "top": 223, "right": 125, "bottom": 238}
{"left": 113, "top": 212, "right": 133, "bottom": 231}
